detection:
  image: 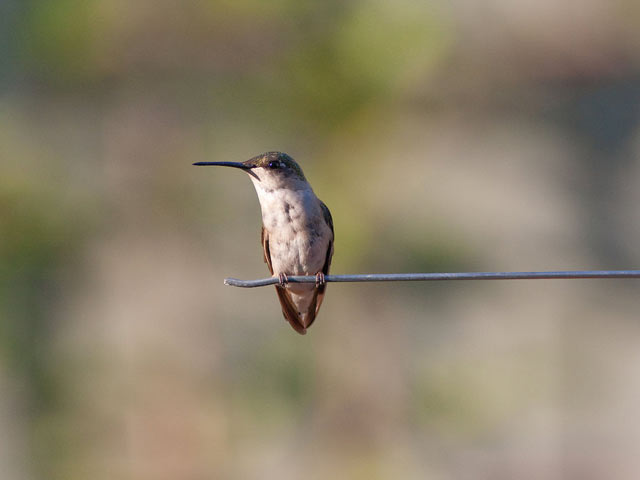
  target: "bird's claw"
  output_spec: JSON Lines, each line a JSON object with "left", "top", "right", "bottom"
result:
{"left": 315, "top": 272, "right": 326, "bottom": 287}
{"left": 278, "top": 273, "right": 289, "bottom": 287}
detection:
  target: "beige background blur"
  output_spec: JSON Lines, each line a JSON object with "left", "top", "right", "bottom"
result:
{"left": 2, "top": 1, "right": 640, "bottom": 479}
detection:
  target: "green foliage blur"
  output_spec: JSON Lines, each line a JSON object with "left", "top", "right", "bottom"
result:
{"left": 2, "top": 1, "right": 640, "bottom": 478}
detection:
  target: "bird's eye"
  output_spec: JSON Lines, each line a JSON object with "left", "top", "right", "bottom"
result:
{"left": 267, "top": 161, "right": 277, "bottom": 169}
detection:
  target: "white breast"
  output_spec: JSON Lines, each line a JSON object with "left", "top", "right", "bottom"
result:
{"left": 250, "top": 176, "right": 332, "bottom": 277}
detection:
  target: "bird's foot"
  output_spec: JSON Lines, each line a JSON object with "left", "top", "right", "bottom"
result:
{"left": 278, "top": 273, "right": 289, "bottom": 287}
{"left": 315, "top": 272, "right": 326, "bottom": 287}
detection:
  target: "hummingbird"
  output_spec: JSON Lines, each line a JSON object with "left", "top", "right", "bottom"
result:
{"left": 194, "top": 152, "right": 334, "bottom": 335}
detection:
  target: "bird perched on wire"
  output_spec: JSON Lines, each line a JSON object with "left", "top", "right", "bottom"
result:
{"left": 194, "top": 152, "right": 334, "bottom": 334}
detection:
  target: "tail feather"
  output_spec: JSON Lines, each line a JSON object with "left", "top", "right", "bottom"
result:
{"left": 275, "top": 286, "right": 307, "bottom": 335}
{"left": 302, "top": 288, "right": 320, "bottom": 329}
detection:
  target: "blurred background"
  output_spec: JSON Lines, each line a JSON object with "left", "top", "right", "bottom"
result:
{"left": 2, "top": 0, "right": 640, "bottom": 478}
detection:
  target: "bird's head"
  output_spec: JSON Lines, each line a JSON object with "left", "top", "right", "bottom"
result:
{"left": 194, "top": 152, "right": 307, "bottom": 190}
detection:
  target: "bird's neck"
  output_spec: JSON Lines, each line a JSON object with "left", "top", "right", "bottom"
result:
{"left": 250, "top": 177, "right": 313, "bottom": 203}
{"left": 249, "top": 180, "right": 318, "bottom": 229}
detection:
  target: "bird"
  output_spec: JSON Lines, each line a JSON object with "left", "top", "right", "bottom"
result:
{"left": 194, "top": 152, "right": 334, "bottom": 334}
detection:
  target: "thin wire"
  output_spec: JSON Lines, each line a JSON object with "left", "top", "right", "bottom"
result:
{"left": 223, "top": 270, "right": 640, "bottom": 288}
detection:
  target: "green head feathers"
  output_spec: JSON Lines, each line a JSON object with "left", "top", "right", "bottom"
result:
{"left": 244, "top": 152, "right": 306, "bottom": 181}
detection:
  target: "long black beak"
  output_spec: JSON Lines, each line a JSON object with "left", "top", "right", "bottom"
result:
{"left": 193, "top": 161, "right": 259, "bottom": 180}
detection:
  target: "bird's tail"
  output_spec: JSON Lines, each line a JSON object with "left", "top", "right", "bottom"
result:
{"left": 275, "top": 286, "right": 307, "bottom": 335}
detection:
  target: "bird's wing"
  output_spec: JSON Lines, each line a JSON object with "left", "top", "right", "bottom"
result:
{"left": 313, "top": 201, "right": 334, "bottom": 316}
{"left": 320, "top": 200, "right": 334, "bottom": 235}
{"left": 302, "top": 202, "right": 335, "bottom": 330}
{"left": 261, "top": 226, "right": 274, "bottom": 275}
{"left": 262, "top": 226, "right": 307, "bottom": 335}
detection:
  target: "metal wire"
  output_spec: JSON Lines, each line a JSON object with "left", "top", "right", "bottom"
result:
{"left": 223, "top": 270, "right": 640, "bottom": 288}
